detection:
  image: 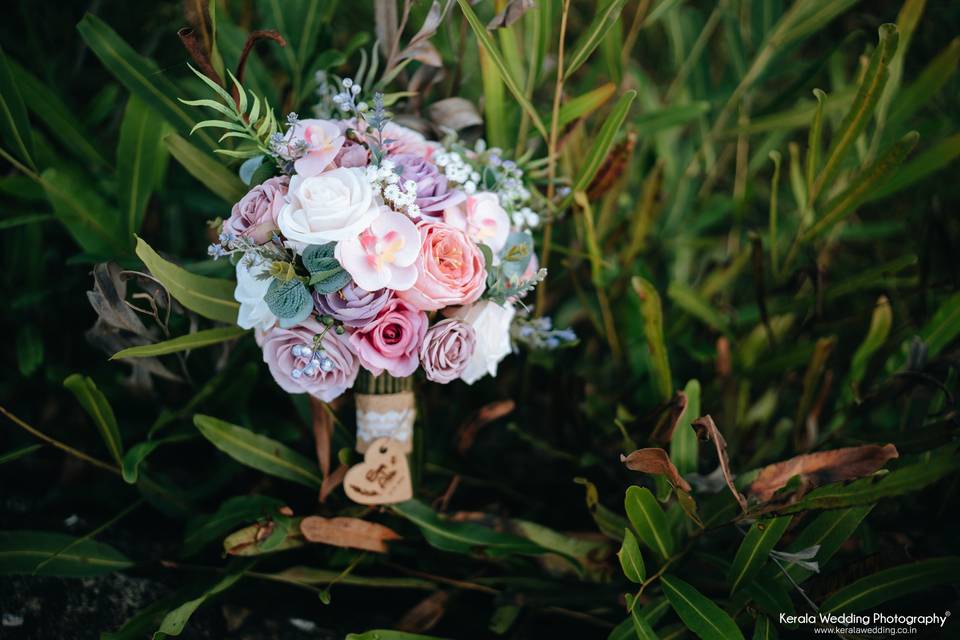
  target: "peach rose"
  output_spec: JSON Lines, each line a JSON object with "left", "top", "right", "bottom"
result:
{"left": 399, "top": 220, "right": 487, "bottom": 311}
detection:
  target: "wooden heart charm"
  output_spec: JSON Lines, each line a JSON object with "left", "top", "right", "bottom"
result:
{"left": 343, "top": 437, "right": 412, "bottom": 505}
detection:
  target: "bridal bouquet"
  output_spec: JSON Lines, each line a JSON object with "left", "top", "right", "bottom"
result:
{"left": 188, "top": 69, "right": 572, "bottom": 500}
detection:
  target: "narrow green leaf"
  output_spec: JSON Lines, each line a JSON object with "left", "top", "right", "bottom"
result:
{"left": 76, "top": 13, "right": 216, "bottom": 149}
{"left": 624, "top": 486, "right": 673, "bottom": 560}
{"left": 0, "top": 530, "right": 132, "bottom": 576}
{"left": 668, "top": 282, "right": 729, "bottom": 333}
{"left": 671, "top": 380, "right": 700, "bottom": 476}
{"left": 870, "top": 132, "right": 960, "bottom": 200}
{"left": 478, "top": 44, "right": 507, "bottom": 150}
{"left": 164, "top": 133, "right": 247, "bottom": 203}
{"left": 0, "top": 444, "right": 43, "bottom": 465}
{"left": 0, "top": 44, "right": 35, "bottom": 170}
{"left": 563, "top": 0, "right": 627, "bottom": 80}
{"left": 63, "top": 374, "right": 123, "bottom": 465}
{"left": 556, "top": 83, "right": 617, "bottom": 129}
{"left": 661, "top": 574, "right": 745, "bottom": 640}
{"left": 822, "top": 557, "right": 960, "bottom": 613}
{"left": 183, "top": 495, "right": 285, "bottom": 556}
{"left": 135, "top": 236, "right": 238, "bottom": 324}
{"left": 347, "top": 631, "right": 448, "bottom": 640}
{"left": 888, "top": 37, "right": 959, "bottom": 130}
{"left": 617, "top": 528, "right": 646, "bottom": 583}
{"left": 455, "top": 0, "right": 547, "bottom": 139}
{"left": 633, "top": 101, "right": 711, "bottom": 137}
{"left": 193, "top": 414, "right": 322, "bottom": 488}
{"left": 752, "top": 616, "right": 777, "bottom": 640}
{"left": 111, "top": 326, "right": 247, "bottom": 360}
{"left": 575, "top": 477, "right": 630, "bottom": 541}
{"left": 728, "top": 516, "right": 792, "bottom": 593}
{"left": 624, "top": 593, "right": 659, "bottom": 640}
{"left": 812, "top": 24, "right": 898, "bottom": 203}
{"left": 631, "top": 277, "right": 673, "bottom": 402}
{"left": 118, "top": 95, "right": 164, "bottom": 242}
{"left": 121, "top": 434, "right": 194, "bottom": 484}
{"left": 777, "top": 506, "right": 873, "bottom": 584}
{"left": 41, "top": 168, "right": 126, "bottom": 256}
{"left": 155, "top": 568, "right": 247, "bottom": 637}
{"left": 919, "top": 292, "right": 960, "bottom": 359}
{"left": 805, "top": 89, "right": 826, "bottom": 195}
{"left": 0, "top": 213, "right": 53, "bottom": 230}
{"left": 847, "top": 296, "right": 891, "bottom": 398}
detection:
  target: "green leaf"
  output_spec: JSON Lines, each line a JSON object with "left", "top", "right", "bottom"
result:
{"left": 631, "top": 277, "right": 673, "bottom": 402}
{"left": 661, "top": 575, "right": 745, "bottom": 640}
{"left": 264, "top": 277, "right": 314, "bottom": 323}
{"left": 624, "top": 593, "right": 659, "bottom": 640}
{"left": 0, "top": 530, "right": 132, "bottom": 576}
{"left": 821, "top": 557, "right": 960, "bottom": 613}
{"left": 347, "top": 632, "right": 449, "bottom": 640}
{"left": 563, "top": 0, "right": 627, "bottom": 80}
{"left": 135, "top": 236, "right": 239, "bottom": 324}
{"left": 633, "top": 101, "right": 711, "bottom": 137}
{"left": 0, "top": 444, "right": 43, "bottom": 466}
{"left": 556, "top": 83, "right": 617, "bottom": 129}
{"left": 478, "top": 40, "right": 507, "bottom": 150}
{"left": 671, "top": 380, "right": 700, "bottom": 476}
{"left": 16, "top": 325, "right": 43, "bottom": 376}
{"left": 118, "top": 95, "right": 165, "bottom": 242}
{"left": 561, "top": 90, "right": 636, "bottom": 210}
{"left": 624, "top": 486, "right": 673, "bottom": 560}
{"left": 183, "top": 495, "right": 285, "bottom": 556}
{"left": 154, "top": 567, "right": 247, "bottom": 638}
{"left": 455, "top": 0, "right": 547, "bottom": 140}
{"left": 870, "top": 133, "right": 960, "bottom": 200}
{"left": 777, "top": 506, "right": 873, "bottom": 584}
{"left": 0, "top": 213, "right": 53, "bottom": 230}
{"left": 164, "top": 133, "right": 247, "bottom": 203}
{"left": 888, "top": 37, "right": 959, "bottom": 130}
{"left": 121, "top": 434, "right": 194, "bottom": 484}
{"left": 919, "top": 292, "right": 960, "bottom": 358}
{"left": 846, "top": 296, "right": 891, "bottom": 398}
{"left": 392, "top": 500, "right": 546, "bottom": 557}
{"left": 668, "top": 282, "right": 729, "bottom": 333}
{"left": 111, "top": 326, "right": 248, "bottom": 360}
{"left": 0, "top": 45, "right": 35, "bottom": 171}
{"left": 63, "top": 373, "right": 123, "bottom": 465}
{"left": 76, "top": 13, "right": 216, "bottom": 150}
{"left": 575, "top": 477, "right": 630, "bottom": 541}
{"left": 193, "top": 414, "right": 323, "bottom": 488}
{"left": 41, "top": 168, "right": 126, "bottom": 256}
{"left": 752, "top": 616, "right": 777, "bottom": 640}
{"left": 617, "top": 528, "right": 646, "bottom": 583}
{"left": 728, "top": 516, "right": 792, "bottom": 593}
{"left": 811, "top": 24, "right": 898, "bottom": 203}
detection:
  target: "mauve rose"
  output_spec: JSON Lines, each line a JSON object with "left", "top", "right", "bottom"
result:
{"left": 257, "top": 318, "right": 359, "bottom": 402}
{"left": 314, "top": 282, "right": 393, "bottom": 328}
{"left": 224, "top": 176, "right": 289, "bottom": 244}
{"left": 419, "top": 319, "right": 477, "bottom": 384}
{"left": 393, "top": 153, "right": 465, "bottom": 216}
{"left": 334, "top": 141, "right": 369, "bottom": 168}
{"left": 349, "top": 298, "right": 427, "bottom": 377}
{"left": 399, "top": 220, "right": 487, "bottom": 311}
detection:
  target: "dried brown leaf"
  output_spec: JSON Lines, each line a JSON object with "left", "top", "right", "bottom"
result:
{"left": 748, "top": 444, "right": 899, "bottom": 502}
{"left": 455, "top": 400, "right": 515, "bottom": 454}
{"left": 487, "top": 0, "right": 535, "bottom": 29}
{"left": 396, "top": 591, "right": 450, "bottom": 633}
{"left": 309, "top": 397, "right": 333, "bottom": 481}
{"left": 319, "top": 463, "right": 347, "bottom": 503}
{"left": 650, "top": 390, "right": 688, "bottom": 444}
{"left": 299, "top": 516, "right": 401, "bottom": 553}
{"left": 587, "top": 131, "right": 636, "bottom": 200}
{"left": 620, "top": 447, "right": 692, "bottom": 492}
{"left": 428, "top": 97, "right": 483, "bottom": 132}
{"left": 692, "top": 415, "right": 748, "bottom": 513}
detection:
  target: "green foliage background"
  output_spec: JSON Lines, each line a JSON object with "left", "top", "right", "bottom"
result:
{"left": 1, "top": 0, "right": 958, "bottom": 638}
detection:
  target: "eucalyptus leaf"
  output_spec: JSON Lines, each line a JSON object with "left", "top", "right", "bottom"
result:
{"left": 264, "top": 277, "right": 314, "bottom": 324}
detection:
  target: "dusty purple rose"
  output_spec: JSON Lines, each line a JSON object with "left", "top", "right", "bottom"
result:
{"left": 334, "top": 141, "right": 369, "bottom": 168}
{"left": 224, "top": 176, "right": 289, "bottom": 244}
{"left": 257, "top": 318, "right": 359, "bottom": 402}
{"left": 418, "top": 318, "right": 477, "bottom": 383}
{"left": 393, "top": 153, "right": 465, "bottom": 216}
{"left": 313, "top": 282, "right": 393, "bottom": 328}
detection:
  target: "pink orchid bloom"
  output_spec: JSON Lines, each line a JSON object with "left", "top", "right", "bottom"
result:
{"left": 292, "top": 119, "right": 345, "bottom": 176}
{"left": 336, "top": 209, "right": 420, "bottom": 292}
{"left": 444, "top": 192, "right": 510, "bottom": 254}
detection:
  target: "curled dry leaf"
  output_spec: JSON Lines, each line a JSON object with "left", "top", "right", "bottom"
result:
{"left": 692, "top": 415, "right": 748, "bottom": 513}
{"left": 299, "top": 515, "right": 401, "bottom": 553}
{"left": 455, "top": 399, "right": 515, "bottom": 454}
{"left": 651, "top": 390, "right": 688, "bottom": 444}
{"left": 620, "top": 447, "right": 692, "bottom": 492}
{"left": 487, "top": 0, "right": 536, "bottom": 29}
{"left": 748, "top": 444, "right": 899, "bottom": 502}
{"left": 395, "top": 591, "right": 450, "bottom": 633}
{"left": 428, "top": 97, "right": 483, "bottom": 132}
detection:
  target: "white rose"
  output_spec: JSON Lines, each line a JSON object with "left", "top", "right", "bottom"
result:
{"left": 451, "top": 300, "right": 516, "bottom": 384}
{"left": 235, "top": 258, "right": 276, "bottom": 331}
{"left": 277, "top": 167, "right": 381, "bottom": 244}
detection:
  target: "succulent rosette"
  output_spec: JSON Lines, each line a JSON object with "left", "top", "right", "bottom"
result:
{"left": 198, "top": 75, "right": 573, "bottom": 404}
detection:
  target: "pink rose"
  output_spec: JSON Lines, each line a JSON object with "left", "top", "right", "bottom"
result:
{"left": 224, "top": 176, "right": 289, "bottom": 244}
{"left": 419, "top": 319, "right": 477, "bottom": 384}
{"left": 290, "top": 119, "right": 345, "bottom": 176}
{"left": 257, "top": 318, "right": 359, "bottom": 402}
{"left": 444, "top": 192, "right": 510, "bottom": 254}
{"left": 399, "top": 221, "right": 487, "bottom": 311}
{"left": 349, "top": 298, "right": 427, "bottom": 377}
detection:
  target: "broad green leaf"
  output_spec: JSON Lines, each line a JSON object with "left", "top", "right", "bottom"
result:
{"left": 752, "top": 616, "right": 777, "bottom": 640}
{"left": 121, "top": 434, "right": 194, "bottom": 484}
{"left": 392, "top": 500, "right": 545, "bottom": 557}
{"left": 671, "top": 380, "right": 700, "bottom": 476}
{"left": 617, "top": 528, "right": 646, "bottom": 583}
{"left": 778, "top": 506, "right": 873, "bottom": 584}
{"left": 661, "top": 574, "right": 745, "bottom": 640}
{"left": 63, "top": 373, "right": 123, "bottom": 465}
{"left": 111, "top": 326, "right": 248, "bottom": 360}
{"left": 41, "top": 168, "right": 126, "bottom": 256}
{"left": 561, "top": 90, "right": 636, "bottom": 209}
{"left": 803, "top": 131, "right": 918, "bottom": 240}
{"left": 478, "top": 45, "right": 507, "bottom": 150}
{"left": 347, "top": 632, "right": 449, "bottom": 640}
{"left": 0, "top": 444, "right": 43, "bottom": 465}
{"left": 164, "top": 133, "right": 247, "bottom": 203}
{"left": 154, "top": 567, "right": 247, "bottom": 637}
{"left": 811, "top": 24, "right": 898, "bottom": 203}
{"left": 846, "top": 296, "right": 891, "bottom": 398}
{"left": 455, "top": 0, "right": 547, "bottom": 139}
{"left": 624, "top": 593, "right": 658, "bottom": 640}
{"left": 728, "top": 516, "right": 792, "bottom": 593}
{"left": 117, "top": 95, "right": 164, "bottom": 242}
{"left": 870, "top": 133, "right": 960, "bottom": 200}
{"left": 0, "top": 45, "right": 35, "bottom": 170}
{"left": 575, "top": 477, "right": 630, "bottom": 541}
{"left": 135, "top": 236, "right": 238, "bottom": 324}
{"left": 76, "top": 13, "right": 216, "bottom": 150}
{"left": 821, "top": 557, "right": 960, "bottom": 613}
{"left": 0, "top": 530, "right": 132, "bottom": 576}
{"left": 556, "top": 83, "right": 616, "bottom": 129}
{"left": 631, "top": 277, "right": 673, "bottom": 402}
{"left": 183, "top": 495, "right": 285, "bottom": 556}
{"left": 624, "top": 486, "right": 673, "bottom": 560}
{"left": 193, "top": 414, "right": 322, "bottom": 488}
{"left": 564, "top": 0, "right": 626, "bottom": 80}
